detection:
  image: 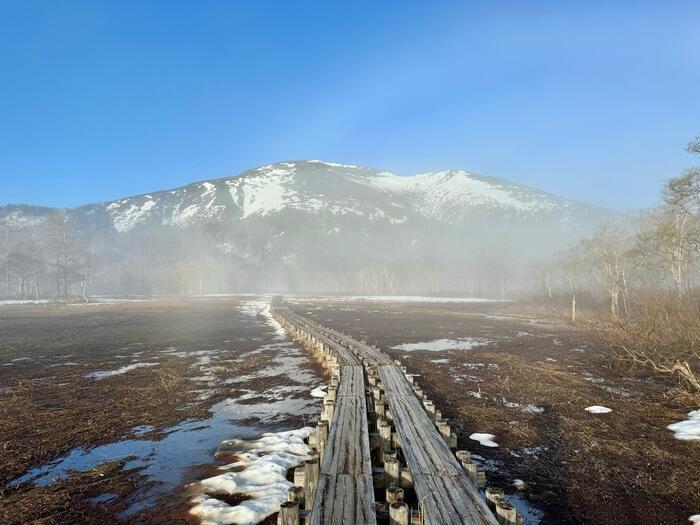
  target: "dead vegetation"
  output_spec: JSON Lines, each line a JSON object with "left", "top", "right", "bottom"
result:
{"left": 299, "top": 299, "right": 700, "bottom": 525}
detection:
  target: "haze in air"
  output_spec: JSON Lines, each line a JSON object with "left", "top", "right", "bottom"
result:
{"left": 1, "top": 3, "right": 699, "bottom": 525}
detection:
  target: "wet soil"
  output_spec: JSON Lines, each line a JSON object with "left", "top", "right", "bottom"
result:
{"left": 291, "top": 298, "right": 700, "bottom": 525}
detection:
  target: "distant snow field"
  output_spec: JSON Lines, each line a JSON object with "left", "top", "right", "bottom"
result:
{"left": 392, "top": 337, "right": 491, "bottom": 352}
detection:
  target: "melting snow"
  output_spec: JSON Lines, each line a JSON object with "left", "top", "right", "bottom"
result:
{"left": 469, "top": 433, "right": 499, "bottom": 448}
{"left": 392, "top": 337, "right": 491, "bottom": 352}
{"left": 310, "top": 385, "right": 327, "bottom": 398}
{"left": 585, "top": 406, "right": 612, "bottom": 414}
{"left": 189, "top": 428, "right": 313, "bottom": 525}
{"left": 667, "top": 410, "right": 700, "bottom": 441}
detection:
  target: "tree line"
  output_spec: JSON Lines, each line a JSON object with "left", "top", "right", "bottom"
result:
{"left": 531, "top": 134, "right": 700, "bottom": 392}
{"left": 0, "top": 212, "right": 95, "bottom": 302}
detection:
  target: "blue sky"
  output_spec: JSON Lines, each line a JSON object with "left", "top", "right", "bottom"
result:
{"left": 0, "top": 1, "right": 698, "bottom": 210}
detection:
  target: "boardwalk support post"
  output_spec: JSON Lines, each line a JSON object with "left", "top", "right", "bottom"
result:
{"left": 304, "top": 459, "right": 319, "bottom": 508}
{"left": 496, "top": 500, "right": 518, "bottom": 525}
{"left": 277, "top": 500, "right": 300, "bottom": 525}
{"left": 386, "top": 486, "right": 405, "bottom": 504}
{"left": 389, "top": 501, "right": 409, "bottom": 525}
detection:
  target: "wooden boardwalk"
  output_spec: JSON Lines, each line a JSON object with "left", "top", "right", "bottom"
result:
{"left": 272, "top": 302, "right": 506, "bottom": 525}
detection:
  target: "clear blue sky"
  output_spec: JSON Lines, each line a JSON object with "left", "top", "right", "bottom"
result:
{"left": 1, "top": 1, "right": 698, "bottom": 211}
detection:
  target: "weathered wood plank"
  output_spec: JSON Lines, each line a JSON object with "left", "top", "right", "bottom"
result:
{"left": 307, "top": 474, "right": 377, "bottom": 525}
{"left": 321, "top": 376, "right": 372, "bottom": 476}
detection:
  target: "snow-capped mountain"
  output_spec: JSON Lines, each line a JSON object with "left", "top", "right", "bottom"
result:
{"left": 0, "top": 161, "right": 617, "bottom": 294}
{"left": 3, "top": 160, "right": 609, "bottom": 232}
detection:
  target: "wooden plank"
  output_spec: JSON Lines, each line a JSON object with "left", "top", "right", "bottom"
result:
{"left": 307, "top": 474, "right": 377, "bottom": 525}
{"left": 321, "top": 377, "right": 372, "bottom": 476}
{"left": 337, "top": 366, "right": 365, "bottom": 398}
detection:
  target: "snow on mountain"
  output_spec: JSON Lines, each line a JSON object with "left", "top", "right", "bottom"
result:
{"left": 0, "top": 160, "right": 613, "bottom": 241}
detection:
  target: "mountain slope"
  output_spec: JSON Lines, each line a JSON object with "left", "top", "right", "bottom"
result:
{"left": 1, "top": 160, "right": 609, "bottom": 233}
{"left": 0, "top": 161, "right": 618, "bottom": 295}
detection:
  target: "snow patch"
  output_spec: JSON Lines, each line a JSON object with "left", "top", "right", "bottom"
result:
{"left": 469, "top": 433, "right": 499, "bottom": 448}
{"left": 189, "top": 428, "right": 313, "bottom": 525}
{"left": 310, "top": 385, "right": 327, "bottom": 398}
{"left": 392, "top": 337, "right": 491, "bottom": 352}
{"left": 585, "top": 405, "right": 612, "bottom": 414}
{"left": 667, "top": 410, "right": 700, "bottom": 441}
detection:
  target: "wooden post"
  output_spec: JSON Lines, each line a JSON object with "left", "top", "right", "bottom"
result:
{"left": 384, "top": 457, "right": 400, "bottom": 487}
{"left": 448, "top": 432, "right": 458, "bottom": 450}
{"left": 496, "top": 500, "right": 518, "bottom": 525}
{"left": 376, "top": 402, "right": 387, "bottom": 419}
{"left": 323, "top": 399, "right": 335, "bottom": 424}
{"left": 287, "top": 486, "right": 304, "bottom": 504}
{"left": 383, "top": 451, "right": 398, "bottom": 463}
{"left": 477, "top": 470, "right": 486, "bottom": 488}
{"left": 326, "top": 387, "right": 337, "bottom": 402}
{"left": 293, "top": 466, "right": 305, "bottom": 488}
{"left": 277, "top": 501, "right": 300, "bottom": 525}
{"left": 437, "top": 421, "right": 451, "bottom": 443}
{"left": 485, "top": 487, "right": 504, "bottom": 510}
{"left": 304, "top": 459, "right": 319, "bottom": 508}
{"left": 456, "top": 450, "right": 478, "bottom": 486}
{"left": 389, "top": 501, "right": 409, "bottom": 525}
{"left": 386, "top": 486, "right": 405, "bottom": 504}
{"left": 399, "top": 468, "right": 413, "bottom": 489}
{"left": 378, "top": 422, "right": 392, "bottom": 458}
{"left": 316, "top": 420, "right": 329, "bottom": 461}
{"left": 423, "top": 400, "right": 436, "bottom": 422}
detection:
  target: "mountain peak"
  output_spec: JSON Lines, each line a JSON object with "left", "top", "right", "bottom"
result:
{"left": 1, "top": 160, "right": 616, "bottom": 238}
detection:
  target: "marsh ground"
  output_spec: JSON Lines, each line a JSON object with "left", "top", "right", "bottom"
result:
{"left": 0, "top": 298, "right": 325, "bottom": 524}
{"left": 290, "top": 297, "right": 700, "bottom": 525}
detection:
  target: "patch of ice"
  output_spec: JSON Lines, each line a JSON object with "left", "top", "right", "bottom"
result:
{"left": 85, "top": 362, "right": 158, "bottom": 380}
{"left": 667, "top": 410, "right": 700, "bottom": 441}
{"left": 391, "top": 337, "right": 491, "bottom": 352}
{"left": 189, "top": 428, "right": 312, "bottom": 525}
{"left": 469, "top": 433, "right": 499, "bottom": 448}
{"left": 585, "top": 405, "right": 612, "bottom": 414}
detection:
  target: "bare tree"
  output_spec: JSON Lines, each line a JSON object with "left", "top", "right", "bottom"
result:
{"left": 579, "top": 227, "right": 636, "bottom": 319}
{"left": 639, "top": 137, "right": 700, "bottom": 296}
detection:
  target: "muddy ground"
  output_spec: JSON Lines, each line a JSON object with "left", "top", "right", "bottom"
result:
{"left": 0, "top": 298, "right": 325, "bottom": 524}
{"left": 291, "top": 298, "right": 700, "bottom": 525}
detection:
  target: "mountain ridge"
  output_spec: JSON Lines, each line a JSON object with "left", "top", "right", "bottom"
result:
{"left": 0, "top": 159, "right": 615, "bottom": 234}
